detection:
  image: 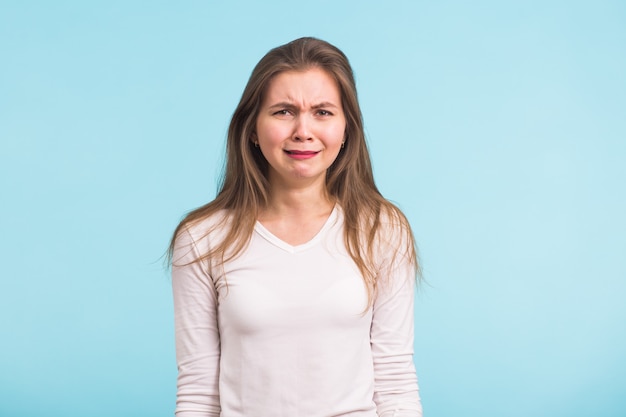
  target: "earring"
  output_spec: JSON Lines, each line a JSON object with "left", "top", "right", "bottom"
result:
{"left": 341, "top": 140, "right": 345, "bottom": 149}
{"left": 254, "top": 141, "right": 259, "bottom": 148}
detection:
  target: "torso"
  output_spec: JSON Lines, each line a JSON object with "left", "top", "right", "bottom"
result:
{"left": 212, "top": 206, "right": 377, "bottom": 416}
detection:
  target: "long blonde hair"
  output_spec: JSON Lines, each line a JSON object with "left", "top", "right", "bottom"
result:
{"left": 169, "top": 37, "right": 419, "bottom": 304}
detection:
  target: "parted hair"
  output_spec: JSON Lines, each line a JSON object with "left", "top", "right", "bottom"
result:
{"left": 169, "top": 37, "right": 418, "bottom": 305}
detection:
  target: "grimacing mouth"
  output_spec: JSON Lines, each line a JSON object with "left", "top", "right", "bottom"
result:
{"left": 284, "top": 150, "right": 321, "bottom": 155}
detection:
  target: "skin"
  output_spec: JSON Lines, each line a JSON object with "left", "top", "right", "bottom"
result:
{"left": 253, "top": 67, "right": 347, "bottom": 245}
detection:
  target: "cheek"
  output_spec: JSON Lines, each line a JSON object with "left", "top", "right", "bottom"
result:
{"left": 326, "top": 123, "right": 346, "bottom": 145}
{"left": 258, "top": 123, "right": 289, "bottom": 144}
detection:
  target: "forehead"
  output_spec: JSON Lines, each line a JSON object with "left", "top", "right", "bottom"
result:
{"left": 263, "top": 68, "right": 341, "bottom": 103}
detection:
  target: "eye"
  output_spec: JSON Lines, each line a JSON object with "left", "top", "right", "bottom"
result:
{"left": 316, "top": 109, "right": 333, "bottom": 116}
{"left": 273, "top": 109, "right": 291, "bottom": 116}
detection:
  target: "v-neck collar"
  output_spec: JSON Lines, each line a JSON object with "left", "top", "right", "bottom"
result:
{"left": 254, "top": 205, "right": 339, "bottom": 254}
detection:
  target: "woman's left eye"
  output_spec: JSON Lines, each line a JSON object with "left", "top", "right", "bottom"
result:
{"left": 317, "top": 110, "right": 332, "bottom": 116}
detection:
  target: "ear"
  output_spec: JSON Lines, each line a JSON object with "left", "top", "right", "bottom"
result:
{"left": 250, "top": 132, "right": 260, "bottom": 148}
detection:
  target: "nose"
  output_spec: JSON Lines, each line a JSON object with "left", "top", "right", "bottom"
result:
{"left": 293, "top": 114, "right": 313, "bottom": 141}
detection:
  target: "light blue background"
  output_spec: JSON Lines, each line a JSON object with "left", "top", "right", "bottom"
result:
{"left": 1, "top": 1, "right": 625, "bottom": 416}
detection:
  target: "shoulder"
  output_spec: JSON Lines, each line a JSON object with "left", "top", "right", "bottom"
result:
{"left": 377, "top": 204, "right": 414, "bottom": 248}
{"left": 338, "top": 200, "right": 415, "bottom": 262}
{"left": 183, "top": 210, "right": 230, "bottom": 241}
{"left": 173, "top": 210, "right": 232, "bottom": 257}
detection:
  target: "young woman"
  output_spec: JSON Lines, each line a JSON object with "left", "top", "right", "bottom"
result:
{"left": 170, "top": 37, "right": 423, "bottom": 417}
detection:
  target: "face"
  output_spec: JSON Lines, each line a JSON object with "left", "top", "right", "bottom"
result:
{"left": 254, "top": 67, "right": 346, "bottom": 190}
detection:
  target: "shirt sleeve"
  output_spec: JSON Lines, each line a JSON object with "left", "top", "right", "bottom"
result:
{"left": 171, "top": 226, "right": 221, "bottom": 417}
{"left": 370, "top": 233, "right": 423, "bottom": 417}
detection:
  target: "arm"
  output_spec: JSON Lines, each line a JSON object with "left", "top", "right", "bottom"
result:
{"left": 371, "top": 241, "right": 423, "bottom": 417}
{"left": 172, "top": 226, "right": 221, "bottom": 417}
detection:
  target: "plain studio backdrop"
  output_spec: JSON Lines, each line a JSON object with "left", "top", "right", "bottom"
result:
{"left": 1, "top": 1, "right": 624, "bottom": 416}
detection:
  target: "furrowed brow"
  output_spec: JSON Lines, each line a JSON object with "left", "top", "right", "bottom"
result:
{"left": 311, "top": 102, "right": 339, "bottom": 109}
{"left": 268, "top": 101, "right": 296, "bottom": 109}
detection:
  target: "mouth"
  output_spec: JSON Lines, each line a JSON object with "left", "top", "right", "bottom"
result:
{"left": 284, "top": 150, "right": 320, "bottom": 160}
{"left": 284, "top": 150, "right": 319, "bottom": 155}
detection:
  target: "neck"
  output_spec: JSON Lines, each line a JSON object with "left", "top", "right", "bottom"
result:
{"left": 261, "top": 179, "right": 335, "bottom": 220}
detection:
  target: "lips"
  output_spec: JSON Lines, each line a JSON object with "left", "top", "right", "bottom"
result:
{"left": 284, "top": 150, "right": 319, "bottom": 155}
{"left": 284, "top": 149, "right": 320, "bottom": 160}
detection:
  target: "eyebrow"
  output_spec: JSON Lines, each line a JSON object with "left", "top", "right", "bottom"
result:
{"left": 311, "top": 101, "right": 339, "bottom": 109}
{"left": 267, "top": 101, "right": 340, "bottom": 110}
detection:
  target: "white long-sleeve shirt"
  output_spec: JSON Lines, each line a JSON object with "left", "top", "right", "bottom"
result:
{"left": 172, "top": 206, "right": 422, "bottom": 417}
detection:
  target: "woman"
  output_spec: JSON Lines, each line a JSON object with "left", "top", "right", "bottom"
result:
{"left": 170, "top": 37, "right": 423, "bottom": 417}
